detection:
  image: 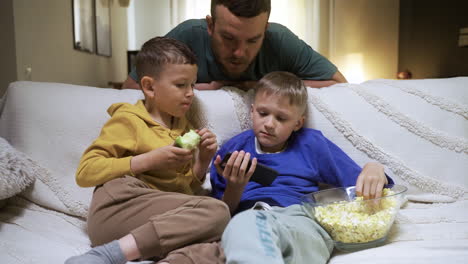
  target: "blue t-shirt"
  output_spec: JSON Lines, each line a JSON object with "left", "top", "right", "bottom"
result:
{"left": 130, "top": 19, "right": 337, "bottom": 83}
{"left": 210, "top": 128, "right": 393, "bottom": 214}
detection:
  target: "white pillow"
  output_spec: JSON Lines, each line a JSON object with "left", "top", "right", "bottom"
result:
{"left": 188, "top": 87, "right": 253, "bottom": 147}
{"left": 306, "top": 78, "right": 468, "bottom": 202}
{"left": 0, "top": 137, "right": 42, "bottom": 202}
{"left": 0, "top": 81, "right": 144, "bottom": 217}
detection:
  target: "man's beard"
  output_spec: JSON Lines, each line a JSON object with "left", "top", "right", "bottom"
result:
{"left": 221, "top": 57, "right": 250, "bottom": 79}
{"left": 212, "top": 41, "right": 249, "bottom": 79}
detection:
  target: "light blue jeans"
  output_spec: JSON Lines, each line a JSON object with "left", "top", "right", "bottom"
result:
{"left": 222, "top": 204, "right": 334, "bottom": 264}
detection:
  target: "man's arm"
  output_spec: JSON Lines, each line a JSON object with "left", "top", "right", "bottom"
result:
{"left": 122, "top": 76, "right": 140, "bottom": 90}
{"left": 123, "top": 79, "right": 250, "bottom": 91}
{"left": 195, "top": 80, "right": 258, "bottom": 91}
{"left": 331, "top": 70, "right": 347, "bottom": 83}
{"left": 194, "top": 81, "right": 225, "bottom": 90}
{"left": 302, "top": 70, "right": 348, "bottom": 88}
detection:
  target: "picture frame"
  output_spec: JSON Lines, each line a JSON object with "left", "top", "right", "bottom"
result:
{"left": 95, "top": 0, "right": 112, "bottom": 56}
{"left": 72, "top": 0, "right": 96, "bottom": 53}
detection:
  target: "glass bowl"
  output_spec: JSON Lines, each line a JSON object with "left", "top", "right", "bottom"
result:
{"left": 301, "top": 184, "right": 407, "bottom": 252}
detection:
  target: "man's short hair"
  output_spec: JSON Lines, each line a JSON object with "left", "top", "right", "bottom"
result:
{"left": 254, "top": 71, "right": 308, "bottom": 115}
{"left": 136, "top": 37, "right": 197, "bottom": 80}
{"left": 211, "top": 0, "right": 271, "bottom": 20}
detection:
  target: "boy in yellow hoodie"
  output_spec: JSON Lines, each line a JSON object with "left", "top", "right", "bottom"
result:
{"left": 66, "top": 37, "right": 230, "bottom": 264}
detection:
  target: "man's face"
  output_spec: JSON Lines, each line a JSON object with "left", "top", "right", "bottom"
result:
{"left": 207, "top": 5, "right": 269, "bottom": 79}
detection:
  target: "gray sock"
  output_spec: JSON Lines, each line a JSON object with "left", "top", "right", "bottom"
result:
{"left": 65, "top": 240, "right": 127, "bottom": 264}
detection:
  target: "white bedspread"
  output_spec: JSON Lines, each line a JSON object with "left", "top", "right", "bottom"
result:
{"left": 330, "top": 199, "right": 468, "bottom": 263}
{"left": 0, "top": 197, "right": 89, "bottom": 263}
{"left": 0, "top": 197, "right": 153, "bottom": 264}
{"left": 1, "top": 78, "right": 467, "bottom": 263}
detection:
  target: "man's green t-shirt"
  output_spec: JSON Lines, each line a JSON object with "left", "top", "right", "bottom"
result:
{"left": 130, "top": 19, "right": 337, "bottom": 83}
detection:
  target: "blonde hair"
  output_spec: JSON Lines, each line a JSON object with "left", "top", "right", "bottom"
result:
{"left": 254, "top": 71, "right": 308, "bottom": 114}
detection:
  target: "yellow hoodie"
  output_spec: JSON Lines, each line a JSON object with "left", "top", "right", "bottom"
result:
{"left": 76, "top": 100, "right": 202, "bottom": 195}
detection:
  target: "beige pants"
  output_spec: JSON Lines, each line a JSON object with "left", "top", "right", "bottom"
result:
{"left": 87, "top": 176, "right": 230, "bottom": 262}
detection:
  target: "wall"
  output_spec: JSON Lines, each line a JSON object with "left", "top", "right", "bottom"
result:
{"left": 0, "top": 0, "right": 17, "bottom": 97}
{"left": 310, "top": 0, "right": 331, "bottom": 58}
{"left": 128, "top": 0, "right": 172, "bottom": 50}
{"left": 330, "top": 0, "right": 400, "bottom": 83}
{"left": 109, "top": 2, "right": 129, "bottom": 81}
{"left": 1, "top": 0, "right": 128, "bottom": 95}
{"left": 399, "top": 0, "right": 468, "bottom": 78}
{"left": 269, "top": 0, "right": 330, "bottom": 57}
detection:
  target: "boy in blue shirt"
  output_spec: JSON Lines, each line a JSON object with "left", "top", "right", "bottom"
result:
{"left": 210, "top": 71, "right": 393, "bottom": 263}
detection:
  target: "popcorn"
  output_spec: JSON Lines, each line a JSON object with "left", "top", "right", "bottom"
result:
{"left": 313, "top": 188, "right": 399, "bottom": 244}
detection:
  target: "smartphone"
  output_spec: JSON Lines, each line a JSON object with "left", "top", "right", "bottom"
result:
{"left": 220, "top": 152, "right": 279, "bottom": 186}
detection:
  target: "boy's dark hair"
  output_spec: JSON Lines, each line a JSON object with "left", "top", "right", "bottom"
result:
{"left": 211, "top": 0, "right": 271, "bottom": 20}
{"left": 254, "top": 71, "right": 308, "bottom": 115}
{"left": 136, "top": 37, "right": 197, "bottom": 80}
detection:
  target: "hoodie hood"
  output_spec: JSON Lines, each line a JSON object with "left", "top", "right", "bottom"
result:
{"left": 107, "top": 100, "right": 190, "bottom": 136}
{"left": 108, "top": 100, "right": 157, "bottom": 125}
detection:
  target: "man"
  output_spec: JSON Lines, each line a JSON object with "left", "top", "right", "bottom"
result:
{"left": 123, "top": 0, "right": 347, "bottom": 90}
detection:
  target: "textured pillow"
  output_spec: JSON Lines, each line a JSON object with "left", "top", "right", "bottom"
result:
{"left": 188, "top": 87, "right": 252, "bottom": 147}
{"left": 306, "top": 78, "right": 468, "bottom": 202}
{"left": 0, "top": 137, "right": 42, "bottom": 203}
{"left": 0, "top": 81, "right": 144, "bottom": 217}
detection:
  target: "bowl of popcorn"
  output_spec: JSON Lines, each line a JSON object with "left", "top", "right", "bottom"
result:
{"left": 302, "top": 184, "right": 407, "bottom": 252}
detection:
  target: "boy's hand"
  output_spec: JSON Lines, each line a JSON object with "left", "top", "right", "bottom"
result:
{"left": 355, "top": 162, "right": 388, "bottom": 200}
{"left": 196, "top": 128, "right": 218, "bottom": 162}
{"left": 132, "top": 145, "right": 193, "bottom": 173}
{"left": 214, "top": 151, "right": 257, "bottom": 189}
{"left": 151, "top": 145, "right": 193, "bottom": 170}
{"left": 214, "top": 151, "right": 257, "bottom": 214}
